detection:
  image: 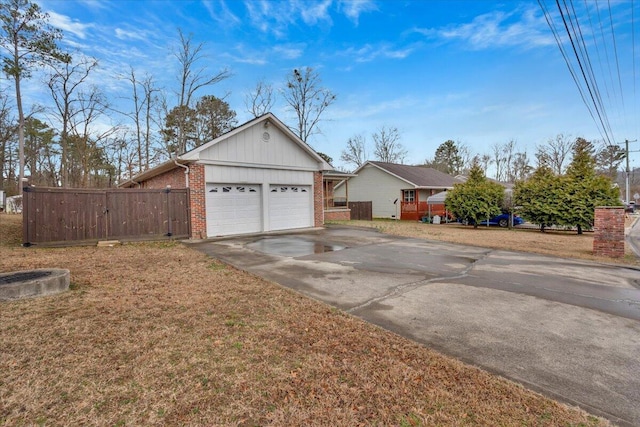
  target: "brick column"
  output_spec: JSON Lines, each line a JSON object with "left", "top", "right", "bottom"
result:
{"left": 189, "top": 164, "right": 207, "bottom": 239}
{"left": 593, "top": 207, "right": 625, "bottom": 258}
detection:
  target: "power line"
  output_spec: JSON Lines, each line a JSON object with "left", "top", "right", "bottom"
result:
{"left": 538, "top": 0, "right": 608, "bottom": 143}
{"left": 555, "top": 0, "right": 614, "bottom": 144}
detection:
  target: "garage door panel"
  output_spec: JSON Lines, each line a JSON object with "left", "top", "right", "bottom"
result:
{"left": 268, "top": 185, "right": 312, "bottom": 231}
{"left": 206, "top": 184, "right": 262, "bottom": 236}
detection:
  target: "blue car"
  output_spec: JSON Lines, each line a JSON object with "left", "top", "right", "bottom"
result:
{"left": 477, "top": 213, "right": 524, "bottom": 228}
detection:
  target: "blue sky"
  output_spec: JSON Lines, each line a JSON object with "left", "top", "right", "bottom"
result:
{"left": 30, "top": 0, "right": 640, "bottom": 171}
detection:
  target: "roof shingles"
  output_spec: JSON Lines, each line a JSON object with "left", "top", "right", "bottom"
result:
{"left": 368, "top": 161, "right": 458, "bottom": 188}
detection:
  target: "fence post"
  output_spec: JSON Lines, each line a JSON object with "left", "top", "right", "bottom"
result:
{"left": 165, "top": 187, "right": 172, "bottom": 237}
{"left": 22, "top": 186, "right": 32, "bottom": 246}
{"left": 104, "top": 190, "right": 109, "bottom": 239}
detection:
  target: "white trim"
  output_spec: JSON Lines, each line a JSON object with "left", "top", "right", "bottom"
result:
{"left": 196, "top": 159, "right": 321, "bottom": 172}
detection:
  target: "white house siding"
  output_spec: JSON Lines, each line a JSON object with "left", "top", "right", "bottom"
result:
{"left": 418, "top": 189, "right": 431, "bottom": 202}
{"left": 198, "top": 123, "right": 319, "bottom": 170}
{"left": 335, "top": 164, "right": 409, "bottom": 218}
{"left": 205, "top": 165, "right": 314, "bottom": 234}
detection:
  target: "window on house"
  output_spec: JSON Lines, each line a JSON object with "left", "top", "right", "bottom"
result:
{"left": 403, "top": 190, "right": 415, "bottom": 203}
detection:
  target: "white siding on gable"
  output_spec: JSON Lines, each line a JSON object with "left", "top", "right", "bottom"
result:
{"left": 198, "top": 124, "right": 319, "bottom": 170}
{"left": 335, "top": 165, "right": 408, "bottom": 218}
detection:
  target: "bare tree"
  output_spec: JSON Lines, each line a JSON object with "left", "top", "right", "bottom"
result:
{"left": 340, "top": 134, "right": 367, "bottom": 170}
{"left": 512, "top": 151, "right": 533, "bottom": 181}
{"left": 458, "top": 142, "right": 473, "bottom": 174}
{"left": 122, "top": 67, "right": 161, "bottom": 173}
{"left": 46, "top": 56, "right": 98, "bottom": 186}
{"left": 175, "top": 29, "right": 231, "bottom": 108}
{"left": 281, "top": 67, "right": 336, "bottom": 142}
{"left": 535, "top": 134, "right": 575, "bottom": 175}
{"left": 502, "top": 139, "right": 516, "bottom": 182}
{"left": 373, "top": 126, "right": 407, "bottom": 164}
{"left": 170, "top": 28, "right": 231, "bottom": 154}
{"left": 245, "top": 79, "right": 274, "bottom": 118}
{"left": 68, "top": 86, "right": 117, "bottom": 187}
{"left": 490, "top": 142, "right": 505, "bottom": 181}
{"left": 480, "top": 154, "right": 492, "bottom": 176}
{"left": 0, "top": 0, "right": 69, "bottom": 194}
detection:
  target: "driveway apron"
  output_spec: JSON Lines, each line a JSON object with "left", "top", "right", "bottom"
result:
{"left": 191, "top": 226, "right": 640, "bottom": 427}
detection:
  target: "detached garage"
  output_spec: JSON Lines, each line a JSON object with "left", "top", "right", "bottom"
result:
{"left": 120, "top": 113, "right": 329, "bottom": 238}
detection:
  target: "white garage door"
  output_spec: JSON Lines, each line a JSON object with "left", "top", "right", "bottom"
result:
{"left": 206, "top": 184, "right": 262, "bottom": 237}
{"left": 268, "top": 185, "right": 312, "bottom": 231}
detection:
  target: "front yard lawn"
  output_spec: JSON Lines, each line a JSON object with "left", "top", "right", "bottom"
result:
{"left": 0, "top": 214, "right": 607, "bottom": 426}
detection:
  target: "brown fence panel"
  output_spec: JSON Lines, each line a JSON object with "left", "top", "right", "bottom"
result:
{"left": 23, "top": 187, "right": 107, "bottom": 244}
{"left": 22, "top": 187, "right": 190, "bottom": 246}
{"left": 166, "top": 189, "right": 190, "bottom": 237}
{"left": 348, "top": 201, "right": 372, "bottom": 221}
{"left": 106, "top": 189, "right": 190, "bottom": 239}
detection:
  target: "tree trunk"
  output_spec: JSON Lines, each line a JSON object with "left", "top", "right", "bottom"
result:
{"left": 14, "top": 69, "right": 25, "bottom": 195}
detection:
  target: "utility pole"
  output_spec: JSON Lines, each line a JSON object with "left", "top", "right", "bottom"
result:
{"left": 623, "top": 139, "right": 639, "bottom": 204}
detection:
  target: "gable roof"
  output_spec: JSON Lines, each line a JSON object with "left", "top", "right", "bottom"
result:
{"left": 118, "top": 112, "right": 331, "bottom": 187}
{"left": 181, "top": 112, "right": 331, "bottom": 170}
{"left": 361, "top": 161, "right": 459, "bottom": 189}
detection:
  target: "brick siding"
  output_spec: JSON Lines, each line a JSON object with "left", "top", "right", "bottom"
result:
{"left": 593, "top": 207, "right": 625, "bottom": 258}
{"left": 189, "top": 164, "right": 206, "bottom": 239}
{"left": 324, "top": 209, "right": 351, "bottom": 221}
{"left": 139, "top": 167, "right": 187, "bottom": 189}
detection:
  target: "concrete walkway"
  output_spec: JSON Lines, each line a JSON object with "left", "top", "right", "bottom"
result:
{"left": 192, "top": 226, "right": 640, "bottom": 426}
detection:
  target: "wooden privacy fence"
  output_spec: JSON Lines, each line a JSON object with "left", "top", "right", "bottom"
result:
{"left": 22, "top": 187, "right": 190, "bottom": 246}
{"left": 348, "top": 201, "right": 372, "bottom": 221}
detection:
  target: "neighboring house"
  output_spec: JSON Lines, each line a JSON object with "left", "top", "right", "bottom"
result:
{"left": 120, "top": 113, "right": 349, "bottom": 238}
{"left": 335, "top": 161, "right": 460, "bottom": 220}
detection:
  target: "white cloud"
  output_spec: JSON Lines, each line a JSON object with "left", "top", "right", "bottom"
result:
{"left": 203, "top": 0, "right": 241, "bottom": 27}
{"left": 298, "top": 0, "right": 332, "bottom": 25}
{"left": 75, "top": 0, "right": 111, "bottom": 12}
{"left": 114, "top": 28, "right": 151, "bottom": 42}
{"left": 339, "top": 0, "right": 378, "bottom": 25}
{"left": 340, "top": 42, "right": 416, "bottom": 62}
{"left": 244, "top": 0, "right": 333, "bottom": 36}
{"left": 273, "top": 44, "right": 305, "bottom": 60}
{"left": 414, "top": 7, "right": 555, "bottom": 51}
{"left": 48, "top": 11, "right": 92, "bottom": 39}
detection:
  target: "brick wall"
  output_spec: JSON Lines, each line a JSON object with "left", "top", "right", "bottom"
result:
{"left": 313, "top": 171, "right": 323, "bottom": 227}
{"left": 593, "top": 207, "right": 625, "bottom": 258}
{"left": 324, "top": 209, "right": 351, "bottom": 221}
{"left": 189, "top": 164, "right": 206, "bottom": 239}
{"left": 136, "top": 163, "right": 206, "bottom": 239}
{"left": 139, "top": 167, "right": 187, "bottom": 189}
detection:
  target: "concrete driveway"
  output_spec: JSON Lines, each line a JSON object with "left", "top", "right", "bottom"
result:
{"left": 191, "top": 225, "right": 640, "bottom": 426}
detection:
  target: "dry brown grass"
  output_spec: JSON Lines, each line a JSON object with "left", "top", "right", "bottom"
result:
{"left": 329, "top": 218, "right": 640, "bottom": 266}
{"left": 0, "top": 214, "right": 607, "bottom": 426}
